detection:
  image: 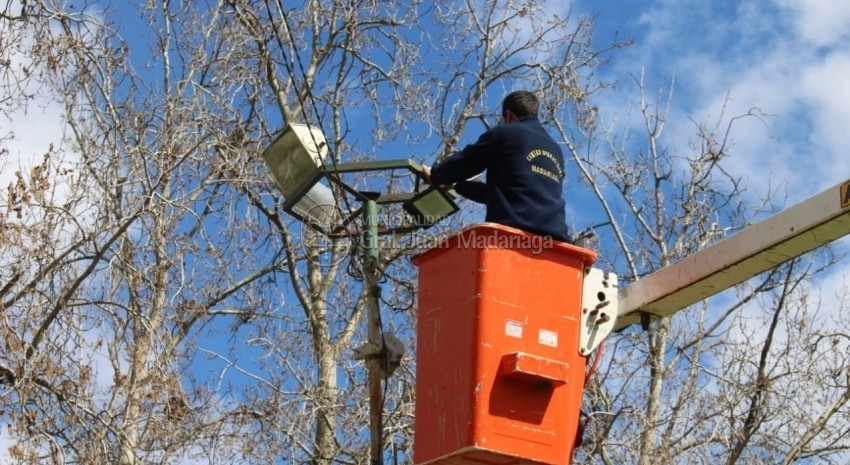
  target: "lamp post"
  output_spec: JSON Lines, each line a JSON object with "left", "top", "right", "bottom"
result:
{"left": 261, "top": 123, "right": 459, "bottom": 464}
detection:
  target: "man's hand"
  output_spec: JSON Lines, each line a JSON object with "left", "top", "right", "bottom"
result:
{"left": 423, "top": 164, "right": 455, "bottom": 190}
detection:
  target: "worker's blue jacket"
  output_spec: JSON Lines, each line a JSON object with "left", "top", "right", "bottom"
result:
{"left": 430, "top": 116, "right": 570, "bottom": 242}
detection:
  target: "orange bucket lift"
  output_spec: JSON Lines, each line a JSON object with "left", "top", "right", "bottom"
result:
{"left": 413, "top": 224, "right": 617, "bottom": 465}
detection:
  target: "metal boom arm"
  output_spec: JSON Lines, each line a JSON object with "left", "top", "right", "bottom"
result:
{"left": 615, "top": 179, "right": 850, "bottom": 331}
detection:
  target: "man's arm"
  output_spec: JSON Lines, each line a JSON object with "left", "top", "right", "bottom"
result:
{"left": 454, "top": 180, "right": 486, "bottom": 204}
{"left": 430, "top": 130, "right": 495, "bottom": 185}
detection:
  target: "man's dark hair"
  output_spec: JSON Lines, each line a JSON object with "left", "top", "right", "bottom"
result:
{"left": 502, "top": 91, "right": 539, "bottom": 118}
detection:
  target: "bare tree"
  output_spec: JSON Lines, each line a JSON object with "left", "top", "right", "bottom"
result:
{"left": 564, "top": 74, "right": 850, "bottom": 464}
{"left": 1, "top": 0, "right": 280, "bottom": 463}
{"left": 7, "top": 1, "right": 843, "bottom": 465}
{"left": 2, "top": 0, "right": 616, "bottom": 463}
{"left": 219, "top": 0, "right": 617, "bottom": 463}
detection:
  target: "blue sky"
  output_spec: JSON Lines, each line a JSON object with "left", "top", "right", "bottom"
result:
{"left": 4, "top": 0, "right": 848, "bottom": 234}
{"left": 585, "top": 0, "right": 849, "bottom": 201}
{"left": 2, "top": 0, "right": 849, "bottom": 461}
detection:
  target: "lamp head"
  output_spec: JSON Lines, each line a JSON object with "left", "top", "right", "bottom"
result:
{"left": 261, "top": 123, "right": 339, "bottom": 226}
{"left": 262, "top": 123, "right": 328, "bottom": 196}
{"left": 403, "top": 186, "right": 458, "bottom": 228}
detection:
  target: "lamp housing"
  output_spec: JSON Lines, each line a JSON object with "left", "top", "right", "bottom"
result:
{"left": 261, "top": 123, "right": 337, "bottom": 225}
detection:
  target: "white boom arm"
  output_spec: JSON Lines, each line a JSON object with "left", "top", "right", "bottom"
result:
{"left": 614, "top": 179, "right": 850, "bottom": 331}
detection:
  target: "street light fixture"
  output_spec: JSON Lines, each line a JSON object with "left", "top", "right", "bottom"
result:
{"left": 262, "top": 122, "right": 458, "bottom": 234}
{"left": 261, "top": 123, "right": 337, "bottom": 226}
{"left": 403, "top": 185, "right": 459, "bottom": 228}
{"left": 261, "top": 122, "right": 459, "bottom": 465}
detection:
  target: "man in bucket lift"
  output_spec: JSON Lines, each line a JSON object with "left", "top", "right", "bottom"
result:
{"left": 424, "top": 91, "right": 571, "bottom": 243}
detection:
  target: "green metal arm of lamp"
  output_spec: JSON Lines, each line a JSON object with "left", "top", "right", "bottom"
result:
{"left": 280, "top": 158, "right": 459, "bottom": 237}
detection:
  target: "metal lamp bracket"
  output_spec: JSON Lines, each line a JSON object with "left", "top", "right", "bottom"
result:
{"left": 579, "top": 267, "right": 619, "bottom": 356}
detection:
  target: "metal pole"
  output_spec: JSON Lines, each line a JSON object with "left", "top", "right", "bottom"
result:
{"left": 363, "top": 194, "right": 384, "bottom": 465}
{"left": 363, "top": 194, "right": 380, "bottom": 263}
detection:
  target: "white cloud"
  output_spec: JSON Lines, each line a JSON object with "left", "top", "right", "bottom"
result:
{"left": 0, "top": 52, "right": 65, "bottom": 193}
{"left": 775, "top": 0, "right": 850, "bottom": 47}
{"left": 593, "top": 0, "right": 849, "bottom": 202}
{"left": 583, "top": 0, "right": 850, "bottom": 327}
{"left": 696, "top": 54, "right": 849, "bottom": 202}
{"left": 1, "top": 107, "right": 64, "bottom": 188}
{"left": 798, "top": 51, "right": 850, "bottom": 156}
{"left": 0, "top": 429, "right": 13, "bottom": 464}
